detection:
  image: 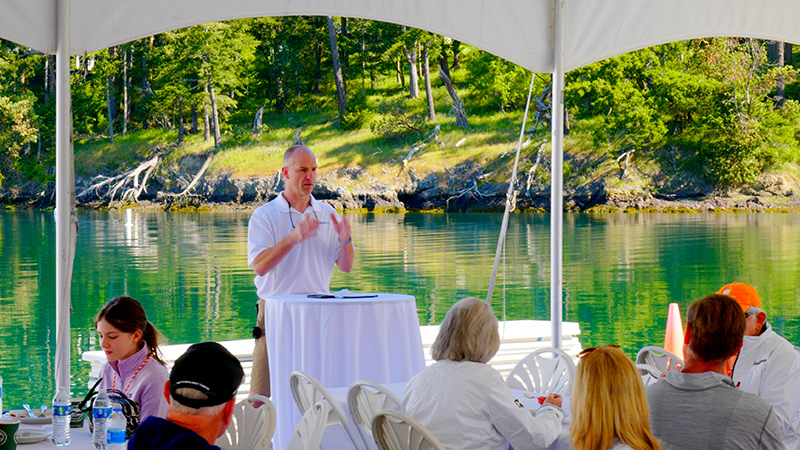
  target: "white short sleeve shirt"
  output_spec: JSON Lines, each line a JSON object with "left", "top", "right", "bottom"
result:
{"left": 247, "top": 192, "right": 342, "bottom": 298}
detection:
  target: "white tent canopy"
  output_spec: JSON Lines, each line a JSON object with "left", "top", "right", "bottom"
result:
{"left": 4, "top": 0, "right": 800, "bottom": 71}
{"left": 2, "top": 0, "right": 799, "bottom": 394}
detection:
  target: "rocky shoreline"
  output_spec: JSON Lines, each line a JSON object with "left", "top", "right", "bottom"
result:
{"left": 4, "top": 161, "right": 800, "bottom": 213}
{"left": 79, "top": 172, "right": 800, "bottom": 213}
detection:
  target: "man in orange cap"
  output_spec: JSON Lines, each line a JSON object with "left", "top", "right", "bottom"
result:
{"left": 718, "top": 282, "right": 800, "bottom": 450}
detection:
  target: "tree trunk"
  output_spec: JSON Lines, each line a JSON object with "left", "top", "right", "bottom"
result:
{"left": 451, "top": 40, "right": 462, "bottom": 70}
{"left": 340, "top": 17, "right": 349, "bottom": 70}
{"left": 208, "top": 77, "right": 221, "bottom": 148}
{"left": 396, "top": 58, "right": 404, "bottom": 88}
{"left": 141, "top": 39, "right": 149, "bottom": 128}
{"left": 44, "top": 55, "right": 53, "bottom": 105}
{"left": 254, "top": 105, "right": 264, "bottom": 135}
{"left": 106, "top": 47, "right": 117, "bottom": 143}
{"left": 785, "top": 43, "right": 793, "bottom": 65}
{"left": 313, "top": 43, "right": 322, "bottom": 95}
{"left": 191, "top": 80, "right": 199, "bottom": 133}
{"left": 438, "top": 52, "right": 451, "bottom": 82}
{"left": 777, "top": 43, "right": 785, "bottom": 109}
{"left": 177, "top": 95, "right": 184, "bottom": 144}
{"left": 327, "top": 16, "right": 347, "bottom": 121}
{"left": 769, "top": 41, "right": 786, "bottom": 108}
{"left": 106, "top": 79, "right": 115, "bottom": 143}
{"left": 404, "top": 43, "right": 419, "bottom": 99}
{"left": 203, "top": 84, "right": 210, "bottom": 141}
{"left": 123, "top": 44, "right": 129, "bottom": 136}
{"left": 423, "top": 45, "right": 436, "bottom": 121}
{"left": 438, "top": 67, "right": 468, "bottom": 128}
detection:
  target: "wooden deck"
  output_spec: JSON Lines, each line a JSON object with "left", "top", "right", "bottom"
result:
{"left": 82, "top": 319, "right": 581, "bottom": 398}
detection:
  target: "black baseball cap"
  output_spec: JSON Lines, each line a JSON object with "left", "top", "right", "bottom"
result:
{"left": 169, "top": 342, "right": 244, "bottom": 408}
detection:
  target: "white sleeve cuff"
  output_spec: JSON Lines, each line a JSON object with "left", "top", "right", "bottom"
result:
{"left": 535, "top": 403, "right": 565, "bottom": 421}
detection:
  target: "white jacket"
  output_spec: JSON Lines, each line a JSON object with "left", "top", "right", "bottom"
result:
{"left": 732, "top": 324, "right": 800, "bottom": 450}
{"left": 402, "top": 359, "right": 564, "bottom": 450}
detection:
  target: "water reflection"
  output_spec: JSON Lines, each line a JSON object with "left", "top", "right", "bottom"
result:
{"left": 2, "top": 211, "right": 800, "bottom": 410}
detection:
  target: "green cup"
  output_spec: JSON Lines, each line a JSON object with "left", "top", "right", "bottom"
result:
{"left": 0, "top": 418, "right": 19, "bottom": 450}
{"left": 70, "top": 398, "right": 85, "bottom": 428}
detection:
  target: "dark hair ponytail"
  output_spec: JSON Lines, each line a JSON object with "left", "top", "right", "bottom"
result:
{"left": 95, "top": 296, "right": 165, "bottom": 365}
{"left": 141, "top": 320, "right": 165, "bottom": 365}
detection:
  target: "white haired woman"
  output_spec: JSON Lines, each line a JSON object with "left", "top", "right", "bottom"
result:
{"left": 402, "top": 297, "right": 564, "bottom": 450}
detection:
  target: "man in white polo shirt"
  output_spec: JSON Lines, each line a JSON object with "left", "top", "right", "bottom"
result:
{"left": 246, "top": 144, "right": 355, "bottom": 397}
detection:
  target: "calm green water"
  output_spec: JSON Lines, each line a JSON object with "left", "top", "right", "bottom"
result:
{"left": 2, "top": 210, "right": 800, "bottom": 409}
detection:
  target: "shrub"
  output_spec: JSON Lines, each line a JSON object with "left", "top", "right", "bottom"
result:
{"left": 369, "top": 100, "right": 427, "bottom": 140}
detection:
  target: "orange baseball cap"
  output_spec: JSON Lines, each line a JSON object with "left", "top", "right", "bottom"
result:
{"left": 717, "top": 282, "right": 761, "bottom": 312}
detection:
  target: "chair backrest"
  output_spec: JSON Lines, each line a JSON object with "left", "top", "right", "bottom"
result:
{"left": 505, "top": 347, "right": 576, "bottom": 395}
{"left": 216, "top": 395, "right": 276, "bottom": 450}
{"left": 348, "top": 380, "right": 403, "bottom": 450}
{"left": 286, "top": 400, "right": 330, "bottom": 450}
{"left": 372, "top": 409, "right": 445, "bottom": 450}
{"left": 289, "top": 370, "right": 366, "bottom": 450}
{"left": 636, "top": 346, "right": 683, "bottom": 374}
{"left": 635, "top": 363, "right": 663, "bottom": 386}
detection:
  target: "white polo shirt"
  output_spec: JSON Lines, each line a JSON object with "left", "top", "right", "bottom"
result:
{"left": 247, "top": 192, "right": 341, "bottom": 299}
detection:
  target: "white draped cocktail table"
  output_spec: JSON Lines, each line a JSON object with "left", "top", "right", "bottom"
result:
{"left": 264, "top": 292, "right": 426, "bottom": 449}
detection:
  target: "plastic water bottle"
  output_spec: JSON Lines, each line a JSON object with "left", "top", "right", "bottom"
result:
{"left": 107, "top": 404, "right": 126, "bottom": 450}
{"left": 92, "top": 390, "right": 112, "bottom": 450}
{"left": 52, "top": 387, "right": 71, "bottom": 446}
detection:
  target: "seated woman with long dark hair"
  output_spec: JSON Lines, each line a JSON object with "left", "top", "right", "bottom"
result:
{"left": 402, "top": 297, "right": 564, "bottom": 450}
{"left": 95, "top": 296, "right": 169, "bottom": 421}
{"left": 570, "top": 345, "right": 662, "bottom": 450}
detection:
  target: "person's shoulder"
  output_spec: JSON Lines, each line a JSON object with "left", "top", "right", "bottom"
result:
{"left": 250, "top": 197, "right": 283, "bottom": 222}
{"left": 738, "top": 389, "right": 776, "bottom": 416}
{"left": 147, "top": 357, "right": 169, "bottom": 377}
{"left": 609, "top": 440, "right": 635, "bottom": 450}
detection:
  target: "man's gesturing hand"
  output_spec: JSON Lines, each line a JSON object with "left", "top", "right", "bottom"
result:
{"left": 291, "top": 214, "right": 319, "bottom": 244}
{"left": 331, "top": 213, "right": 351, "bottom": 244}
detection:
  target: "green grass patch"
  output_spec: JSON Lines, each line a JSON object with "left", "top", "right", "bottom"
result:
{"left": 75, "top": 129, "right": 177, "bottom": 175}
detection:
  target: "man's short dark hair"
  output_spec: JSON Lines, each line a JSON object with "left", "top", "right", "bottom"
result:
{"left": 687, "top": 294, "right": 745, "bottom": 362}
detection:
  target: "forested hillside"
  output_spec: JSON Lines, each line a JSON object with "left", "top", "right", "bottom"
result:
{"left": 1, "top": 17, "right": 799, "bottom": 209}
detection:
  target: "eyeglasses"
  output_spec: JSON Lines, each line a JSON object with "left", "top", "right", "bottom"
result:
{"left": 578, "top": 344, "right": 620, "bottom": 358}
{"left": 288, "top": 207, "right": 320, "bottom": 229}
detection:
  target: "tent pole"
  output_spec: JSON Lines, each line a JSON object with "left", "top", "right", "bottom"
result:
{"left": 55, "top": 0, "right": 72, "bottom": 394}
{"left": 550, "top": 0, "right": 565, "bottom": 349}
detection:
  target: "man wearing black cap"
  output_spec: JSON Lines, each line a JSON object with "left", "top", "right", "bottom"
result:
{"left": 128, "top": 342, "right": 245, "bottom": 449}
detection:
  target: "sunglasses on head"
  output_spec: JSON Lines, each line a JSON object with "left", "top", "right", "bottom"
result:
{"left": 578, "top": 344, "right": 620, "bottom": 358}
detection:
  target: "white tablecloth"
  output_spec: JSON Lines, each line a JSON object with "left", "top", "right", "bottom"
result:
{"left": 328, "top": 382, "right": 574, "bottom": 450}
{"left": 23, "top": 424, "right": 91, "bottom": 449}
{"left": 264, "top": 293, "right": 426, "bottom": 450}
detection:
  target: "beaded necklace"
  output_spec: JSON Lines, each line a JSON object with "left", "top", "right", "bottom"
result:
{"left": 112, "top": 352, "right": 152, "bottom": 395}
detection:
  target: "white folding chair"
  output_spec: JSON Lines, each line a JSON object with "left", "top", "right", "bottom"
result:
{"left": 216, "top": 395, "right": 276, "bottom": 450}
{"left": 286, "top": 400, "right": 330, "bottom": 450}
{"left": 505, "top": 347, "right": 576, "bottom": 396}
{"left": 636, "top": 363, "right": 663, "bottom": 386}
{"left": 289, "top": 370, "right": 365, "bottom": 450}
{"left": 347, "top": 380, "right": 403, "bottom": 450}
{"left": 636, "top": 346, "right": 683, "bottom": 374}
{"left": 371, "top": 409, "right": 445, "bottom": 450}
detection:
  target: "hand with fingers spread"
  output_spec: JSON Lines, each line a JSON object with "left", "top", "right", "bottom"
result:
{"left": 331, "top": 213, "right": 351, "bottom": 244}
{"left": 290, "top": 214, "right": 319, "bottom": 244}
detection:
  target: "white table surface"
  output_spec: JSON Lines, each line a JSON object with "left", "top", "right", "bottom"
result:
{"left": 265, "top": 292, "right": 426, "bottom": 450}
{"left": 21, "top": 423, "right": 91, "bottom": 449}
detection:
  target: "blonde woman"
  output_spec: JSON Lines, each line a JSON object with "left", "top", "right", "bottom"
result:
{"left": 570, "top": 345, "right": 662, "bottom": 450}
{"left": 402, "top": 297, "right": 564, "bottom": 450}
